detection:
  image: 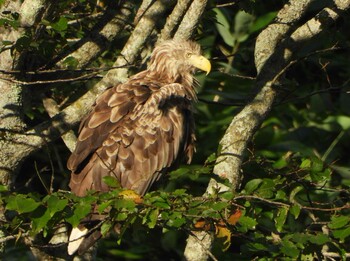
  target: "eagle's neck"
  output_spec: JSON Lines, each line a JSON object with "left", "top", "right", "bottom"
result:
{"left": 145, "top": 68, "right": 197, "bottom": 101}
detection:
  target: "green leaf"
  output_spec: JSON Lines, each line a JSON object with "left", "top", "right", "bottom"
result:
{"left": 244, "top": 178, "right": 262, "bottom": 194}
{"left": 75, "top": 203, "right": 92, "bottom": 218}
{"left": 101, "top": 221, "right": 113, "bottom": 237}
{"left": 237, "top": 216, "right": 257, "bottom": 232}
{"left": 219, "top": 191, "right": 234, "bottom": 200}
{"left": 51, "top": 17, "right": 68, "bottom": 32}
{"left": 167, "top": 212, "right": 186, "bottom": 228}
{"left": 275, "top": 207, "right": 288, "bottom": 233}
{"left": 310, "top": 156, "right": 323, "bottom": 173}
{"left": 103, "top": 176, "right": 121, "bottom": 188}
{"left": 290, "top": 204, "right": 301, "bottom": 219}
{"left": 172, "top": 189, "right": 187, "bottom": 196}
{"left": 250, "top": 12, "right": 277, "bottom": 33}
{"left": 98, "top": 200, "right": 113, "bottom": 213}
{"left": 169, "top": 167, "right": 190, "bottom": 180}
{"left": 300, "top": 159, "right": 311, "bottom": 168}
{"left": 289, "top": 186, "right": 303, "bottom": 202}
{"left": 31, "top": 207, "right": 51, "bottom": 233}
{"left": 116, "top": 212, "right": 128, "bottom": 221}
{"left": 331, "top": 165, "right": 350, "bottom": 179}
{"left": 66, "top": 203, "right": 91, "bottom": 227}
{"left": 145, "top": 195, "right": 170, "bottom": 209}
{"left": 275, "top": 190, "right": 287, "bottom": 200}
{"left": 212, "top": 201, "right": 229, "bottom": 211}
{"left": 281, "top": 239, "right": 300, "bottom": 258}
{"left": 6, "top": 194, "right": 41, "bottom": 214}
{"left": 213, "top": 8, "right": 235, "bottom": 46}
{"left": 257, "top": 179, "right": 275, "bottom": 198}
{"left": 337, "top": 115, "right": 350, "bottom": 130}
{"left": 233, "top": 11, "right": 255, "bottom": 43}
{"left": 329, "top": 216, "right": 350, "bottom": 229}
{"left": 324, "top": 115, "right": 350, "bottom": 130}
{"left": 307, "top": 234, "right": 330, "bottom": 245}
{"left": 46, "top": 195, "right": 68, "bottom": 217}
{"left": 0, "top": 184, "right": 8, "bottom": 192}
{"left": 245, "top": 242, "right": 269, "bottom": 251}
{"left": 144, "top": 208, "right": 159, "bottom": 229}
{"left": 273, "top": 158, "right": 288, "bottom": 169}
{"left": 167, "top": 216, "right": 186, "bottom": 228}
{"left": 332, "top": 226, "right": 350, "bottom": 241}
{"left": 62, "top": 56, "right": 79, "bottom": 69}
{"left": 114, "top": 198, "right": 135, "bottom": 210}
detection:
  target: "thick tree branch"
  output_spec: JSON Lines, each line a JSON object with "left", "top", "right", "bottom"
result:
{"left": 19, "top": 0, "right": 49, "bottom": 27}
{"left": 159, "top": 0, "right": 192, "bottom": 41}
{"left": 174, "top": 0, "right": 208, "bottom": 40}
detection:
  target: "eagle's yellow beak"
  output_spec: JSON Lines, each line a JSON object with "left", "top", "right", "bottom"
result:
{"left": 188, "top": 55, "right": 211, "bottom": 75}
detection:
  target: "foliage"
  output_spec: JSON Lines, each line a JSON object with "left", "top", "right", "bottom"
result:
{"left": 1, "top": 0, "right": 350, "bottom": 260}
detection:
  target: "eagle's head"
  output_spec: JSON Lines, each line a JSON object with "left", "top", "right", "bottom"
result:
{"left": 148, "top": 39, "right": 211, "bottom": 83}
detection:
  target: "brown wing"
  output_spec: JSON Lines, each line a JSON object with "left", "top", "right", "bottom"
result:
{"left": 68, "top": 76, "right": 195, "bottom": 196}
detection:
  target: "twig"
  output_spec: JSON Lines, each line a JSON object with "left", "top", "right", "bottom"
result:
{"left": 215, "top": 2, "right": 237, "bottom": 8}
{"left": 218, "top": 70, "right": 256, "bottom": 81}
{"left": 301, "top": 204, "right": 350, "bottom": 212}
{"left": 322, "top": 252, "right": 350, "bottom": 259}
{"left": 0, "top": 232, "right": 30, "bottom": 244}
{"left": 234, "top": 195, "right": 290, "bottom": 207}
{"left": 34, "top": 161, "right": 50, "bottom": 194}
{"left": 0, "top": 72, "right": 100, "bottom": 85}
{"left": 0, "top": 65, "right": 133, "bottom": 75}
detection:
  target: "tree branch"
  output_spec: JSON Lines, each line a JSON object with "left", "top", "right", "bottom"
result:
{"left": 19, "top": 0, "right": 49, "bottom": 27}
{"left": 174, "top": 0, "right": 208, "bottom": 40}
{"left": 159, "top": 0, "right": 192, "bottom": 41}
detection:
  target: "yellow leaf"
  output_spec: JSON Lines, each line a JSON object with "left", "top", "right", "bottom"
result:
{"left": 215, "top": 221, "right": 231, "bottom": 251}
{"left": 119, "top": 190, "right": 143, "bottom": 204}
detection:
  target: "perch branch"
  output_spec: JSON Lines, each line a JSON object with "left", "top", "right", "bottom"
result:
{"left": 159, "top": 0, "right": 192, "bottom": 41}
{"left": 173, "top": 0, "right": 208, "bottom": 40}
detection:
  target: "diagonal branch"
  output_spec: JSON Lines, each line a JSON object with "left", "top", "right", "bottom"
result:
{"left": 159, "top": 0, "right": 192, "bottom": 41}
{"left": 174, "top": 0, "right": 208, "bottom": 40}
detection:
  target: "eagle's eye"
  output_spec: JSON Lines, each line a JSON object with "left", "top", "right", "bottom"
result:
{"left": 185, "top": 52, "right": 192, "bottom": 58}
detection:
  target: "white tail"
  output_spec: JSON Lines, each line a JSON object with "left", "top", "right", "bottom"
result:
{"left": 67, "top": 225, "right": 88, "bottom": 255}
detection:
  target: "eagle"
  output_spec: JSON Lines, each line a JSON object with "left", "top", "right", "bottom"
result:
{"left": 66, "top": 39, "right": 211, "bottom": 255}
